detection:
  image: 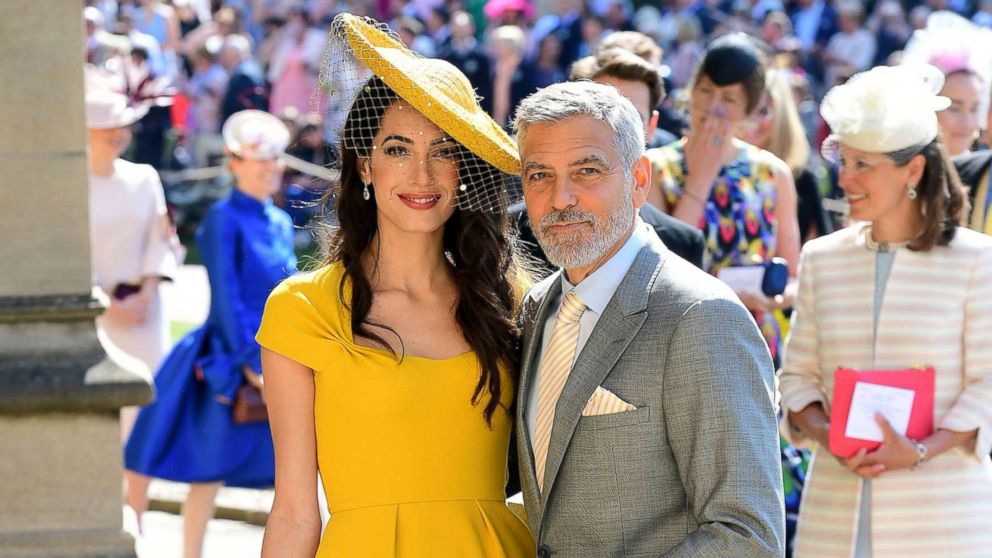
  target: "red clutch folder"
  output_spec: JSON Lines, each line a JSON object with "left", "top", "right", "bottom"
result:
{"left": 829, "top": 367, "right": 935, "bottom": 458}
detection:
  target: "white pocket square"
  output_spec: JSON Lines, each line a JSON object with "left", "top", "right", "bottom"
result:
{"left": 582, "top": 386, "right": 636, "bottom": 416}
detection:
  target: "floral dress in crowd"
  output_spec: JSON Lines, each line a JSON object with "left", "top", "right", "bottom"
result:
{"left": 650, "top": 140, "right": 783, "bottom": 364}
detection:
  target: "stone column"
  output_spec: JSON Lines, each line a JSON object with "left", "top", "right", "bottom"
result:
{"left": 0, "top": 3, "right": 151, "bottom": 557}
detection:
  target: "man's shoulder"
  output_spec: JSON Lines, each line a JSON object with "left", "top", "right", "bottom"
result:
{"left": 520, "top": 272, "right": 557, "bottom": 332}
{"left": 643, "top": 248, "right": 743, "bottom": 317}
{"left": 953, "top": 149, "right": 992, "bottom": 186}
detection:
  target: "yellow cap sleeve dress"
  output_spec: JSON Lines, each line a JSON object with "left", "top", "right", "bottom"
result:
{"left": 257, "top": 263, "right": 534, "bottom": 557}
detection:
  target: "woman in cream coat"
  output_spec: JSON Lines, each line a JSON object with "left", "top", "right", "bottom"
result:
{"left": 780, "top": 65, "right": 992, "bottom": 557}
{"left": 86, "top": 79, "right": 180, "bottom": 412}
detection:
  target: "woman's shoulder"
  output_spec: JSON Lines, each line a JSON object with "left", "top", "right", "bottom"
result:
{"left": 200, "top": 196, "right": 237, "bottom": 231}
{"left": 268, "top": 262, "right": 347, "bottom": 315}
{"left": 258, "top": 262, "right": 350, "bottom": 370}
{"left": 946, "top": 227, "right": 992, "bottom": 262}
{"left": 950, "top": 226, "right": 992, "bottom": 248}
{"left": 800, "top": 224, "right": 863, "bottom": 258}
{"left": 113, "top": 159, "right": 161, "bottom": 187}
{"left": 744, "top": 143, "right": 791, "bottom": 177}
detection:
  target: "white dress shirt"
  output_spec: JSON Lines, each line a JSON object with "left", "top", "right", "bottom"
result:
{"left": 526, "top": 220, "right": 653, "bottom": 447}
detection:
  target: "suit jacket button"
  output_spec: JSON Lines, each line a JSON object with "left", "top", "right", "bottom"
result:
{"left": 537, "top": 544, "right": 551, "bottom": 558}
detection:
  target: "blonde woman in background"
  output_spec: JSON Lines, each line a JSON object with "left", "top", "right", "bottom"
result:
{"left": 667, "top": 17, "right": 704, "bottom": 89}
{"left": 489, "top": 25, "right": 528, "bottom": 128}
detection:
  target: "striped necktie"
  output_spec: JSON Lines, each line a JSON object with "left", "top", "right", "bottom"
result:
{"left": 533, "top": 290, "right": 586, "bottom": 492}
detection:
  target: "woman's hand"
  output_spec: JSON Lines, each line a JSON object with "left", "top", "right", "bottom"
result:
{"left": 789, "top": 403, "right": 886, "bottom": 478}
{"left": 242, "top": 365, "right": 265, "bottom": 401}
{"left": 858, "top": 414, "right": 920, "bottom": 473}
{"left": 107, "top": 290, "right": 151, "bottom": 325}
{"left": 836, "top": 447, "right": 888, "bottom": 479}
{"left": 682, "top": 111, "right": 731, "bottom": 196}
{"left": 836, "top": 415, "right": 919, "bottom": 479}
{"left": 737, "top": 290, "right": 789, "bottom": 313}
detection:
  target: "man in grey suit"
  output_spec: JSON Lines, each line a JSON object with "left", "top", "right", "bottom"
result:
{"left": 513, "top": 81, "right": 784, "bottom": 557}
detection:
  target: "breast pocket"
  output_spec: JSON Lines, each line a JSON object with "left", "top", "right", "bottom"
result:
{"left": 577, "top": 405, "right": 651, "bottom": 431}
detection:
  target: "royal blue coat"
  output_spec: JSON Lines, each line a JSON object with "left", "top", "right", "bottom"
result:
{"left": 125, "top": 188, "right": 296, "bottom": 487}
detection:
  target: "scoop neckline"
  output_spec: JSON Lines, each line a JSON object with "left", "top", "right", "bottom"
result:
{"left": 329, "top": 262, "right": 476, "bottom": 363}
{"left": 349, "top": 337, "right": 476, "bottom": 363}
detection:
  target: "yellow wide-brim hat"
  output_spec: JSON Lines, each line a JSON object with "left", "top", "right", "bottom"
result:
{"left": 338, "top": 14, "right": 520, "bottom": 175}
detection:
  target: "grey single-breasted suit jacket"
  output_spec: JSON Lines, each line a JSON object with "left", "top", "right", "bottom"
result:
{"left": 516, "top": 234, "right": 785, "bottom": 557}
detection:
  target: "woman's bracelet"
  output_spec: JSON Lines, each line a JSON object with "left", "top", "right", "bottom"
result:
{"left": 680, "top": 188, "right": 708, "bottom": 207}
{"left": 911, "top": 440, "right": 928, "bottom": 469}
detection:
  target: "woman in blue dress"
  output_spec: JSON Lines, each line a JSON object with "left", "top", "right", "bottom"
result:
{"left": 124, "top": 110, "right": 297, "bottom": 558}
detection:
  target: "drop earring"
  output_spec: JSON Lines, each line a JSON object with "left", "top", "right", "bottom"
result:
{"left": 907, "top": 182, "right": 918, "bottom": 201}
{"left": 363, "top": 182, "right": 371, "bottom": 201}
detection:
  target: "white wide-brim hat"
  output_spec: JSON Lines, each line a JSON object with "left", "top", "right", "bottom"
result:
{"left": 85, "top": 89, "right": 149, "bottom": 130}
{"left": 222, "top": 110, "right": 291, "bottom": 160}
{"left": 820, "top": 64, "right": 950, "bottom": 158}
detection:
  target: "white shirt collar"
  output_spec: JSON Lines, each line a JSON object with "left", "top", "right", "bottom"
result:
{"left": 559, "top": 219, "right": 652, "bottom": 316}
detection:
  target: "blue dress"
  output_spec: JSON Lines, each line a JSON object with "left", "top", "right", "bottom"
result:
{"left": 125, "top": 188, "right": 296, "bottom": 488}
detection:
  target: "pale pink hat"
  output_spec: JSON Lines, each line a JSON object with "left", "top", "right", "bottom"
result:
{"left": 484, "top": 0, "right": 535, "bottom": 20}
{"left": 85, "top": 89, "right": 149, "bottom": 129}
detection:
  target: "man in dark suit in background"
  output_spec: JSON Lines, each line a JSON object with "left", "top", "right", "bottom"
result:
{"left": 954, "top": 149, "right": 992, "bottom": 233}
{"left": 511, "top": 46, "right": 705, "bottom": 273}
{"left": 219, "top": 34, "right": 268, "bottom": 128}
{"left": 439, "top": 11, "right": 493, "bottom": 115}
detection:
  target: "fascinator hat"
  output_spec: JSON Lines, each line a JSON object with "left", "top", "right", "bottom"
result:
{"left": 901, "top": 11, "right": 992, "bottom": 120}
{"left": 222, "top": 110, "right": 291, "bottom": 160}
{"left": 84, "top": 66, "right": 149, "bottom": 129}
{"left": 85, "top": 90, "right": 149, "bottom": 129}
{"left": 321, "top": 14, "right": 520, "bottom": 212}
{"left": 820, "top": 64, "right": 950, "bottom": 162}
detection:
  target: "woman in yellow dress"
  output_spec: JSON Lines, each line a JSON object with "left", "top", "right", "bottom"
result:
{"left": 255, "top": 15, "right": 534, "bottom": 557}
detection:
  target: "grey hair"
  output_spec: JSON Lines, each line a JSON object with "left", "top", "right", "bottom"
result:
{"left": 223, "top": 34, "right": 252, "bottom": 58}
{"left": 513, "top": 81, "right": 645, "bottom": 181}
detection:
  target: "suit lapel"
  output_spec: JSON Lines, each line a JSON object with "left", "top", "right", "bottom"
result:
{"left": 538, "top": 244, "right": 664, "bottom": 514}
{"left": 515, "top": 273, "right": 561, "bottom": 534}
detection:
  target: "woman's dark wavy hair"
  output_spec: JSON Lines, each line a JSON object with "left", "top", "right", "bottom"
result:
{"left": 321, "top": 76, "right": 522, "bottom": 426}
{"left": 885, "top": 136, "right": 968, "bottom": 251}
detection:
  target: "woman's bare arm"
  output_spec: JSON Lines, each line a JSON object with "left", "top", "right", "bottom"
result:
{"left": 260, "top": 348, "right": 322, "bottom": 557}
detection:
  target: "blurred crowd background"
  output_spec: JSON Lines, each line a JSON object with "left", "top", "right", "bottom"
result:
{"left": 83, "top": 0, "right": 992, "bottom": 256}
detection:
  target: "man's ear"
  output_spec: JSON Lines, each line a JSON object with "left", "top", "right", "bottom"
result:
{"left": 631, "top": 154, "right": 650, "bottom": 209}
{"left": 646, "top": 110, "right": 660, "bottom": 143}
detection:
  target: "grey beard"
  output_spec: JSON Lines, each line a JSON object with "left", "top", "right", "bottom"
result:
{"left": 534, "top": 194, "right": 634, "bottom": 270}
